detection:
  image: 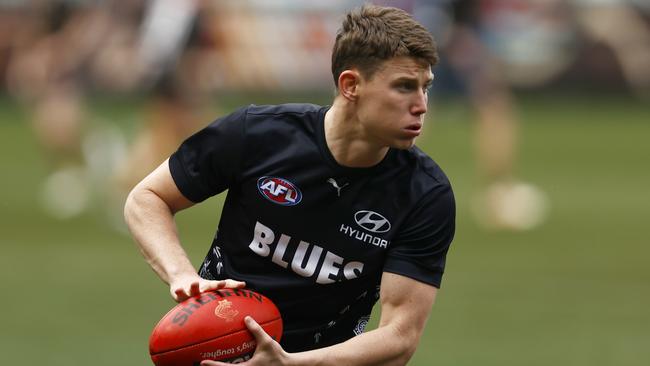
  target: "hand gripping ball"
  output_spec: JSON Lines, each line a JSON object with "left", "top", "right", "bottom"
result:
{"left": 149, "top": 289, "right": 282, "bottom": 365}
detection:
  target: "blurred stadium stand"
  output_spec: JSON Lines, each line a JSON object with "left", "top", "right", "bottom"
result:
{"left": 1, "top": 0, "right": 649, "bottom": 96}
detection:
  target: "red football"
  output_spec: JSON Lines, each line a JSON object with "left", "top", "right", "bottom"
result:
{"left": 149, "top": 289, "right": 283, "bottom": 365}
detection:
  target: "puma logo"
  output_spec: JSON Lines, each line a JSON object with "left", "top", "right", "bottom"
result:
{"left": 327, "top": 178, "right": 349, "bottom": 197}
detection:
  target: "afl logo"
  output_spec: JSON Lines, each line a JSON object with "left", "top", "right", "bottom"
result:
{"left": 257, "top": 176, "right": 302, "bottom": 206}
{"left": 354, "top": 210, "right": 391, "bottom": 233}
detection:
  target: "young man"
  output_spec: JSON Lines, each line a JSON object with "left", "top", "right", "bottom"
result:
{"left": 124, "top": 5, "right": 455, "bottom": 366}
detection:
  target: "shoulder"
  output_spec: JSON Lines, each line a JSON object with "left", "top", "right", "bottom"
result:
{"left": 395, "top": 146, "right": 453, "bottom": 194}
{"left": 206, "top": 103, "right": 324, "bottom": 128}
{"left": 239, "top": 103, "right": 326, "bottom": 143}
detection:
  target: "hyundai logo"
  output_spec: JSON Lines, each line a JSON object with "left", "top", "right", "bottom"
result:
{"left": 354, "top": 210, "right": 391, "bottom": 233}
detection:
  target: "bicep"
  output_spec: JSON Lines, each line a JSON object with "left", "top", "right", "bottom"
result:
{"left": 133, "top": 158, "right": 195, "bottom": 213}
{"left": 378, "top": 272, "right": 438, "bottom": 341}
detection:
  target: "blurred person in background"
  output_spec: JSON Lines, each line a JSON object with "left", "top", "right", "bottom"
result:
{"left": 3, "top": 0, "right": 220, "bottom": 223}
{"left": 112, "top": 0, "right": 212, "bottom": 200}
{"left": 125, "top": 5, "right": 455, "bottom": 365}
{"left": 5, "top": 0, "right": 121, "bottom": 219}
{"left": 427, "top": 0, "right": 650, "bottom": 231}
{"left": 412, "top": 0, "right": 550, "bottom": 231}
{"left": 469, "top": 0, "right": 650, "bottom": 97}
{"left": 570, "top": 0, "right": 650, "bottom": 100}
{"left": 93, "top": 0, "right": 237, "bottom": 220}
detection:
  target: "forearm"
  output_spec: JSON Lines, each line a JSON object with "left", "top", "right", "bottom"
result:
{"left": 290, "top": 323, "right": 417, "bottom": 366}
{"left": 287, "top": 273, "right": 436, "bottom": 366}
{"left": 124, "top": 187, "right": 196, "bottom": 284}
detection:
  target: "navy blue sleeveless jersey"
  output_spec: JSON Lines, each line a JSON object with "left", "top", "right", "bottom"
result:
{"left": 168, "top": 103, "right": 455, "bottom": 352}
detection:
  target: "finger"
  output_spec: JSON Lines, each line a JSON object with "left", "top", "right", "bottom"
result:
{"left": 221, "top": 279, "right": 247, "bottom": 289}
{"left": 188, "top": 281, "right": 201, "bottom": 296}
{"left": 244, "top": 316, "right": 270, "bottom": 344}
{"left": 173, "top": 288, "right": 188, "bottom": 302}
{"left": 199, "top": 280, "right": 222, "bottom": 292}
{"left": 201, "top": 279, "right": 246, "bottom": 292}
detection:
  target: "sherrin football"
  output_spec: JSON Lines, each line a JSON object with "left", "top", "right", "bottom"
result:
{"left": 149, "top": 289, "right": 283, "bottom": 365}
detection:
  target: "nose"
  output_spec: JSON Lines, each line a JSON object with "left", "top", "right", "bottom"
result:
{"left": 410, "top": 89, "right": 428, "bottom": 116}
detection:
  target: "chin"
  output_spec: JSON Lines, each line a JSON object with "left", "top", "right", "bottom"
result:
{"left": 391, "top": 138, "right": 417, "bottom": 150}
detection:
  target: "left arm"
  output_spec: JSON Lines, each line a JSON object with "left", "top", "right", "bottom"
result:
{"left": 202, "top": 272, "right": 437, "bottom": 366}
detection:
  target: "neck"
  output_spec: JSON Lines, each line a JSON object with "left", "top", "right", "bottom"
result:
{"left": 324, "top": 98, "right": 389, "bottom": 168}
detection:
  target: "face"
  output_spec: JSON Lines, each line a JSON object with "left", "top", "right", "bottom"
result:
{"left": 354, "top": 56, "right": 433, "bottom": 150}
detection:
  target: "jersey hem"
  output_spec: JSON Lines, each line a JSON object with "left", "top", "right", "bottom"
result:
{"left": 383, "top": 259, "right": 443, "bottom": 288}
{"left": 168, "top": 154, "right": 209, "bottom": 203}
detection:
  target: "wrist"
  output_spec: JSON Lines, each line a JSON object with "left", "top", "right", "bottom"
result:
{"left": 287, "top": 350, "right": 323, "bottom": 366}
{"left": 164, "top": 264, "right": 198, "bottom": 284}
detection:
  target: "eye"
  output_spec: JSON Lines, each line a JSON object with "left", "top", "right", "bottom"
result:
{"left": 395, "top": 81, "right": 417, "bottom": 92}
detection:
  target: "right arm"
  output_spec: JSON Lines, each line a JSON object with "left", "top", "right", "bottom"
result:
{"left": 123, "top": 158, "right": 245, "bottom": 302}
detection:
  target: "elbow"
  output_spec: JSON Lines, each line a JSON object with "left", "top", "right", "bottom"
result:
{"left": 389, "top": 325, "right": 421, "bottom": 366}
{"left": 395, "top": 341, "right": 417, "bottom": 366}
{"left": 123, "top": 185, "right": 176, "bottom": 228}
{"left": 123, "top": 187, "right": 138, "bottom": 228}
{"left": 123, "top": 185, "right": 149, "bottom": 228}
{"left": 404, "top": 344, "right": 418, "bottom": 365}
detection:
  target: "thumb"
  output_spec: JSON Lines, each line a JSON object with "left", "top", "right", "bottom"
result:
{"left": 244, "top": 316, "right": 270, "bottom": 343}
{"left": 200, "top": 360, "right": 230, "bottom": 366}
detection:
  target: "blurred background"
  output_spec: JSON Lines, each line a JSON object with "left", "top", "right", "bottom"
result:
{"left": 0, "top": 0, "right": 649, "bottom": 365}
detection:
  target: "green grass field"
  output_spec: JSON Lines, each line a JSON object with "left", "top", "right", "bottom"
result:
{"left": 1, "top": 92, "right": 648, "bottom": 365}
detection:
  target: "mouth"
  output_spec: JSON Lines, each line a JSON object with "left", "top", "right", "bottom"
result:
{"left": 403, "top": 123, "right": 422, "bottom": 136}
